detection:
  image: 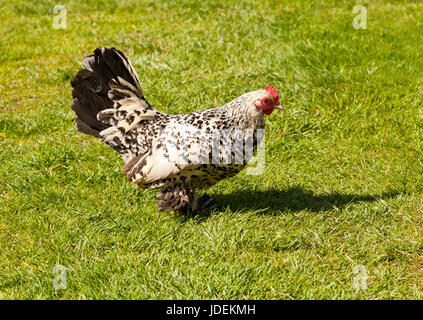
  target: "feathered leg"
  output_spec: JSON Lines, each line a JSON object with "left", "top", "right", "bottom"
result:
{"left": 156, "top": 185, "right": 195, "bottom": 213}
{"left": 155, "top": 186, "right": 218, "bottom": 214}
{"left": 196, "top": 194, "right": 218, "bottom": 214}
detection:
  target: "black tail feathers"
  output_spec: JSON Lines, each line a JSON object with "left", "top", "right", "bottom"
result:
{"left": 70, "top": 47, "right": 143, "bottom": 138}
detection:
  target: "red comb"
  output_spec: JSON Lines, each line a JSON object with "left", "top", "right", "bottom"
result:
{"left": 265, "top": 85, "right": 279, "bottom": 105}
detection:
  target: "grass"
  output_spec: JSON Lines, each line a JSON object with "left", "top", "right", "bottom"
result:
{"left": 0, "top": 0, "right": 423, "bottom": 299}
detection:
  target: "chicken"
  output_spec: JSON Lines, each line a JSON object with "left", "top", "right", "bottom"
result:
{"left": 70, "top": 48, "right": 283, "bottom": 213}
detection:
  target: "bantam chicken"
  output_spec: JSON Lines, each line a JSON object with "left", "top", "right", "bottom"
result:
{"left": 71, "top": 48, "right": 283, "bottom": 213}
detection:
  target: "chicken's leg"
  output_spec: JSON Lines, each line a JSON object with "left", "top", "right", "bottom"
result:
{"left": 156, "top": 186, "right": 218, "bottom": 214}
{"left": 156, "top": 185, "right": 195, "bottom": 213}
{"left": 196, "top": 194, "right": 218, "bottom": 214}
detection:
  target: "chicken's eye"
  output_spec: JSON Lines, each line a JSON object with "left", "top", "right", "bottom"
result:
{"left": 263, "top": 98, "right": 272, "bottom": 105}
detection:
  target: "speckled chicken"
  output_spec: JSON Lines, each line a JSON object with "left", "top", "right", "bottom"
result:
{"left": 71, "top": 48, "right": 283, "bottom": 213}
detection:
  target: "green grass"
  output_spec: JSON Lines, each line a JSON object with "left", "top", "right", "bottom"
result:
{"left": 1, "top": 0, "right": 423, "bottom": 299}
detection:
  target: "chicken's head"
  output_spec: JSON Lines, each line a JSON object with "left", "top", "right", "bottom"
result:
{"left": 254, "top": 86, "right": 284, "bottom": 115}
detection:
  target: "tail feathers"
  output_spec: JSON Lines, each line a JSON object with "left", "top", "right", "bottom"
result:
{"left": 71, "top": 69, "right": 111, "bottom": 137}
{"left": 97, "top": 78, "right": 155, "bottom": 134}
{"left": 71, "top": 47, "right": 151, "bottom": 142}
{"left": 75, "top": 118, "right": 102, "bottom": 138}
{"left": 82, "top": 47, "right": 144, "bottom": 98}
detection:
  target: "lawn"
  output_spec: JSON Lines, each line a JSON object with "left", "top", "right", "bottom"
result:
{"left": 0, "top": 0, "right": 423, "bottom": 299}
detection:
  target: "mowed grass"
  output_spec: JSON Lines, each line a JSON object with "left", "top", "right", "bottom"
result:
{"left": 1, "top": 0, "right": 423, "bottom": 299}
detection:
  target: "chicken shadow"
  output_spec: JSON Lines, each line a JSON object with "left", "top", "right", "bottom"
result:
{"left": 209, "top": 185, "right": 401, "bottom": 215}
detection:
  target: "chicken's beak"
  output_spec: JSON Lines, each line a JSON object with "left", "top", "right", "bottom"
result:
{"left": 274, "top": 104, "right": 284, "bottom": 111}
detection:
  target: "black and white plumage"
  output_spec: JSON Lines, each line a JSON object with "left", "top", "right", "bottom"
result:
{"left": 71, "top": 47, "right": 283, "bottom": 213}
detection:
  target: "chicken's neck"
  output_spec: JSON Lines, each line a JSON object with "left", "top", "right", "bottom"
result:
{"left": 220, "top": 99, "right": 265, "bottom": 130}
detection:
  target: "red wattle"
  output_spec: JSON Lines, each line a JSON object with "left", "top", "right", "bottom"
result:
{"left": 256, "top": 105, "right": 274, "bottom": 115}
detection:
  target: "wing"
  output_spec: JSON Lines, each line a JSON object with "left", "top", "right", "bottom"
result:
{"left": 124, "top": 121, "right": 250, "bottom": 188}
{"left": 125, "top": 122, "right": 206, "bottom": 185}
